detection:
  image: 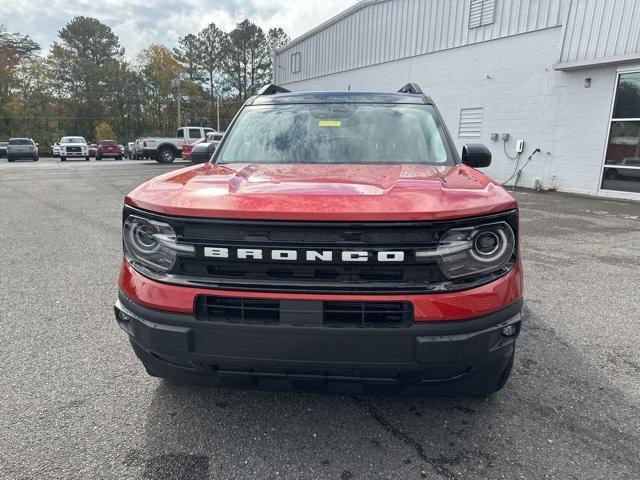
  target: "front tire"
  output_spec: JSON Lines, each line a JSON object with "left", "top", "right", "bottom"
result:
{"left": 60, "top": 157, "right": 66, "bottom": 162}
{"left": 33, "top": 156, "right": 39, "bottom": 161}
{"left": 85, "top": 156, "right": 90, "bottom": 161}
{"left": 157, "top": 147, "right": 176, "bottom": 164}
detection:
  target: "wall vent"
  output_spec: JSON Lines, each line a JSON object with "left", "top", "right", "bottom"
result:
{"left": 469, "top": 0, "right": 495, "bottom": 29}
{"left": 291, "top": 52, "right": 301, "bottom": 73}
{"left": 458, "top": 107, "right": 484, "bottom": 138}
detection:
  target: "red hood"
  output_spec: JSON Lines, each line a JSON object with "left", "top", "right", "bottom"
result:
{"left": 125, "top": 163, "right": 517, "bottom": 221}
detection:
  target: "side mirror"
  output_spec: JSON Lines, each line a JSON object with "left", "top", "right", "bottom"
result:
{"left": 461, "top": 144, "right": 492, "bottom": 168}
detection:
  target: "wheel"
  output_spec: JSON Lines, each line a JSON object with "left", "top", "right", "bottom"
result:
{"left": 85, "top": 156, "right": 90, "bottom": 161}
{"left": 96, "top": 155, "right": 101, "bottom": 161}
{"left": 60, "top": 157, "right": 66, "bottom": 162}
{"left": 8, "top": 158, "right": 14, "bottom": 162}
{"left": 157, "top": 147, "right": 176, "bottom": 164}
{"left": 117, "top": 156, "right": 122, "bottom": 161}
{"left": 33, "top": 156, "right": 39, "bottom": 161}
{"left": 475, "top": 351, "right": 514, "bottom": 396}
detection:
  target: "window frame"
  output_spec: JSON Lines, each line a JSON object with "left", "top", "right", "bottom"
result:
{"left": 598, "top": 68, "right": 640, "bottom": 198}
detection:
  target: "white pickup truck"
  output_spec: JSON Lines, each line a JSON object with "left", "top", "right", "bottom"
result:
{"left": 138, "top": 127, "right": 215, "bottom": 163}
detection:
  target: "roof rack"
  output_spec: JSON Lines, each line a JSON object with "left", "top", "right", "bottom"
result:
{"left": 258, "top": 84, "right": 291, "bottom": 95}
{"left": 397, "top": 83, "right": 423, "bottom": 95}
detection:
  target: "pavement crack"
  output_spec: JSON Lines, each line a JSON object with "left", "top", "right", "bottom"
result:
{"left": 352, "top": 397, "right": 456, "bottom": 480}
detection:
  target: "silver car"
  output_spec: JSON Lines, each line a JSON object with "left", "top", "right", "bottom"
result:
{"left": 7, "top": 138, "right": 38, "bottom": 162}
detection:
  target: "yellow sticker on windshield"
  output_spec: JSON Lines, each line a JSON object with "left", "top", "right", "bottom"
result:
{"left": 318, "top": 120, "right": 342, "bottom": 127}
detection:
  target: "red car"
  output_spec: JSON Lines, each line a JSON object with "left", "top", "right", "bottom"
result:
{"left": 115, "top": 84, "right": 522, "bottom": 396}
{"left": 181, "top": 142, "right": 194, "bottom": 160}
{"left": 96, "top": 140, "right": 122, "bottom": 160}
{"left": 88, "top": 144, "right": 97, "bottom": 158}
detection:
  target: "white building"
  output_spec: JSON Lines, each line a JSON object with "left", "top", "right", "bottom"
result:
{"left": 274, "top": 0, "right": 640, "bottom": 200}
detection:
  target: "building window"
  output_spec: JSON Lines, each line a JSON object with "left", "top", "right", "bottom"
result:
{"left": 469, "top": 0, "right": 495, "bottom": 29}
{"left": 458, "top": 107, "right": 484, "bottom": 138}
{"left": 601, "top": 72, "right": 640, "bottom": 194}
{"left": 291, "top": 52, "right": 301, "bottom": 73}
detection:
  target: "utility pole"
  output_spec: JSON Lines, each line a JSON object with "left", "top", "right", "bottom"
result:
{"left": 172, "top": 77, "right": 181, "bottom": 127}
{"left": 216, "top": 95, "right": 220, "bottom": 132}
{"left": 271, "top": 38, "right": 278, "bottom": 84}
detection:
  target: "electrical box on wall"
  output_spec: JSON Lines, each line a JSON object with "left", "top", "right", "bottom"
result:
{"left": 516, "top": 140, "right": 525, "bottom": 153}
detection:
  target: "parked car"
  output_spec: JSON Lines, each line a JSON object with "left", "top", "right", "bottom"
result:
{"left": 59, "top": 136, "right": 89, "bottom": 161}
{"left": 52, "top": 142, "right": 60, "bottom": 157}
{"left": 88, "top": 144, "right": 97, "bottom": 158}
{"left": 124, "top": 142, "right": 134, "bottom": 159}
{"left": 0, "top": 141, "right": 7, "bottom": 158}
{"left": 190, "top": 132, "right": 224, "bottom": 164}
{"left": 114, "top": 83, "right": 522, "bottom": 396}
{"left": 138, "top": 126, "right": 215, "bottom": 163}
{"left": 96, "top": 140, "right": 122, "bottom": 160}
{"left": 133, "top": 139, "right": 145, "bottom": 159}
{"left": 7, "top": 138, "right": 39, "bottom": 162}
{"left": 181, "top": 143, "right": 194, "bottom": 161}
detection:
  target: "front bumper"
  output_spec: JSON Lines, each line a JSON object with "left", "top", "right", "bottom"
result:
{"left": 116, "top": 292, "right": 522, "bottom": 395}
{"left": 61, "top": 151, "right": 87, "bottom": 157}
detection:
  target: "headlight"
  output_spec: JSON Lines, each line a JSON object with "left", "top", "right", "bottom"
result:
{"left": 416, "top": 221, "right": 515, "bottom": 280}
{"left": 123, "top": 215, "right": 194, "bottom": 273}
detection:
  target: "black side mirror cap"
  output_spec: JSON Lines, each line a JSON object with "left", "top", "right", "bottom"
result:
{"left": 461, "top": 144, "right": 492, "bottom": 168}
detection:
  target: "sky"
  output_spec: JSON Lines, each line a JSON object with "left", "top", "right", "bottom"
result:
{"left": 1, "top": 0, "right": 358, "bottom": 56}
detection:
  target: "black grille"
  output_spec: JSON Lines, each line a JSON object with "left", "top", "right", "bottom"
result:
{"left": 124, "top": 207, "right": 517, "bottom": 293}
{"left": 195, "top": 296, "right": 413, "bottom": 328}
{"left": 67, "top": 146, "right": 81, "bottom": 152}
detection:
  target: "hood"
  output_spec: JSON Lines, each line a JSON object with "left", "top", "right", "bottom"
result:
{"left": 125, "top": 163, "right": 517, "bottom": 221}
{"left": 61, "top": 142, "right": 87, "bottom": 146}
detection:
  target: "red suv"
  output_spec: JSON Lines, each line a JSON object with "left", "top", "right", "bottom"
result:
{"left": 96, "top": 140, "right": 122, "bottom": 160}
{"left": 115, "top": 84, "right": 522, "bottom": 396}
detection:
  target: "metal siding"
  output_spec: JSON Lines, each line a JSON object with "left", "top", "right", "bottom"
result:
{"left": 558, "top": 0, "right": 640, "bottom": 66}
{"left": 276, "top": 0, "right": 563, "bottom": 83}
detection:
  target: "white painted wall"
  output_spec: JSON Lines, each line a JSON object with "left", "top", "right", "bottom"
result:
{"left": 281, "top": 28, "right": 621, "bottom": 198}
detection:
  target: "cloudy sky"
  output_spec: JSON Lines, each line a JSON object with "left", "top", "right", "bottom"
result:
{"left": 1, "top": 0, "right": 358, "bottom": 56}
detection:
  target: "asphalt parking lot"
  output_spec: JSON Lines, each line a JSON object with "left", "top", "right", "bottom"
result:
{"left": 1, "top": 157, "right": 639, "bottom": 480}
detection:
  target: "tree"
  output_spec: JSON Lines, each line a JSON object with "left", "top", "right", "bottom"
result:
{"left": 174, "top": 34, "right": 203, "bottom": 82}
{"left": 0, "top": 24, "right": 40, "bottom": 135}
{"left": 198, "top": 23, "right": 227, "bottom": 105}
{"left": 95, "top": 121, "right": 115, "bottom": 141}
{"left": 222, "top": 20, "right": 271, "bottom": 100}
{"left": 136, "top": 45, "right": 185, "bottom": 133}
{"left": 268, "top": 27, "right": 290, "bottom": 51}
{"left": 47, "top": 17, "right": 124, "bottom": 138}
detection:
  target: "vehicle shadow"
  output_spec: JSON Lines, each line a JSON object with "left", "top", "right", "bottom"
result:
{"left": 128, "top": 306, "right": 639, "bottom": 480}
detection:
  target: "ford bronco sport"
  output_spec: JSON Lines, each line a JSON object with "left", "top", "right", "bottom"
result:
{"left": 115, "top": 84, "right": 523, "bottom": 396}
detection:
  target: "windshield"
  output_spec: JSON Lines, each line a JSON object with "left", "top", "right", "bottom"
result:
{"left": 100, "top": 140, "right": 117, "bottom": 146}
{"left": 9, "top": 139, "right": 32, "bottom": 145}
{"left": 216, "top": 104, "right": 451, "bottom": 165}
{"left": 61, "top": 137, "right": 86, "bottom": 144}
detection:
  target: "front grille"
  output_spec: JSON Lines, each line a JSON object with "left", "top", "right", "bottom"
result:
{"left": 125, "top": 207, "right": 517, "bottom": 293}
{"left": 195, "top": 296, "right": 413, "bottom": 328}
{"left": 67, "top": 146, "right": 81, "bottom": 152}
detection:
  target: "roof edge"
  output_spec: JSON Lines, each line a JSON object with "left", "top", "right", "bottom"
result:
{"left": 276, "top": 0, "right": 387, "bottom": 54}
